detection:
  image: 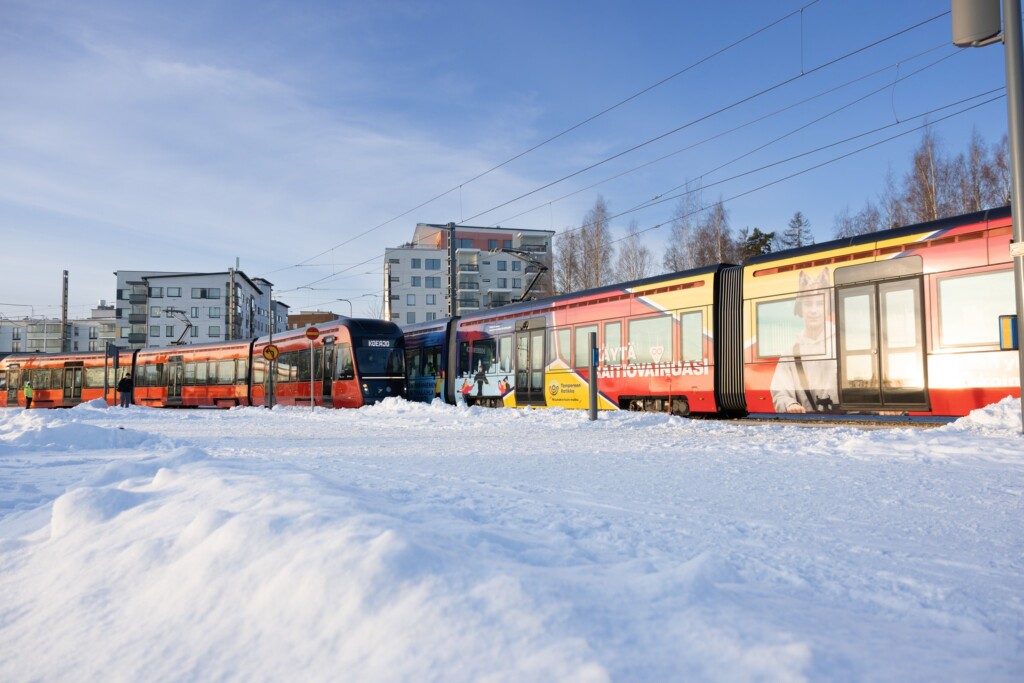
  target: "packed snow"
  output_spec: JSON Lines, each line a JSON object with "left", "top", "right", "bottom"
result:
{"left": 0, "top": 398, "right": 1022, "bottom": 682}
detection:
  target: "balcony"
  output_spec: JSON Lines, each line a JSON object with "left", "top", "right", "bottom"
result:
{"left": 128, "top": 314, "right": 147, "bottom": 324}
{"left": 128, "top": 333, "right": 147, "bottom": 345}
{"left": 457, "top": 298, "right": 480, "bottom": 309}
{"left": 458, "top": 281, "right": 480, "bottom": 290}
{"left": 128, "top": 293, "right": 148, "bottom": 304}
{"left": 458, "top": 264, "right": 479, "bottom": 272}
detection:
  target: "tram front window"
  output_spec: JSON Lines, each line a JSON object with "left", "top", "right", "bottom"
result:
{"left": 355, "top": 347, "right": 404, "bottom": 376}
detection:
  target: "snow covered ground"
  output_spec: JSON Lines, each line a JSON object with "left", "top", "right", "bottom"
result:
{"left": 0, "top": 398, "right": 1021, "bottom": 682}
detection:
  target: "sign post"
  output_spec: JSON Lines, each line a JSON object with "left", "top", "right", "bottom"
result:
{"left": 589, "top": 331, "right": 598, "bottom": 421}
{"left": 262, "top": 344, "right": 279, "bottom": 409}
{"left": 306, "top": 327, "right": 320, "bottom": 411}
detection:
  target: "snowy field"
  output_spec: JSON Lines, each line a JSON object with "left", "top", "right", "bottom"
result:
{"left": 0, "top": 398, "right": 1022, "bottom": 683}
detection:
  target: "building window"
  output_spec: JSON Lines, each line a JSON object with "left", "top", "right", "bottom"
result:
{"left": 406, "top": 312, "right": 416, "bottom": 324}
{"left": 166, "top": 325, "right": 175, "bottom": 337}
{"left": 497, "top": 261, "right": 507, "bottom": 271}
{"left": 149, "top": 287, "right": 163, "bottom": 298}
{"left": 411, "top": 276, "right": 421, "bottom": 287}
{"left": 411, "top": 258, "right": 421, "bottom": 269}
{"left": 407, "top": 294, "right": 416, "bottom": 306}
{"left": 120, "top": 327, "right": 131, "bottom": 338}
{"left": 426, "top": 259, "right": 441, "bottom": 270}
{"left": 426, "top": 294, "right": 436, "bottom": 305}
{"left": 209, "top": 326, "right": 221, "bottom": 337}
{"left": 426, "top": 312, "right": 437, "bottom": 321}
{"left": 191, "top": 288, "right": 220, "bottom": 299}
{"left": 503, "top": 239, "right": 512, "bottom": 249}
{"left": 512, "top": 261, "right": 522, "bottom": 271}
{"left": 497, "top": 278, "right": 507, "bottom": 288}
{"left": 88, "top": 327, "right": 98, "bottom": 339}
{"left": 150, "top": 306, "right": 161, "bottom": 317}
{"left": 488, "top": 239, "right": 498, "bottom": 250}
{"left": 149, "top": 325, "right": 160, "bottom": 337}
{"left": 190, "top": 307, "right": 200, "bottom": 318}
{"left": 209, "top": 307, "right": 221, "bottom": 318}
{"left": 389, "top": 258, "right": 400, "bottom": 264}
{"left": 167, "top": 287, "right": 181, "bottom": 297}
{"left": 191, "top": 327, "right": 199, "bottom": 338}
{"left": 426, "top": 276, "right": 441, "bottom": 288}
{"left": 513, "top": 278, "right": 522, "bottom": 288}
{"left": 117, "top": 289, "right": 129, "bottom": 300}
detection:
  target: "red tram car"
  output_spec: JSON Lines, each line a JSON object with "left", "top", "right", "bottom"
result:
{"left": 0, "top": 319, "right": 405, "bottom": 410}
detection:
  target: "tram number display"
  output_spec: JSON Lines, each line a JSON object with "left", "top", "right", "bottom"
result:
{"left": 262, "top": 345, "right": 280, "bottom": 361}
{"left": 366, "top": 339, "right": 391, "bottom": 347}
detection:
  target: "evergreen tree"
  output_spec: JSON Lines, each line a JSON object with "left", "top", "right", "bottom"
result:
{"left": 781, "top": 211, "right": 813, "bottom": 248}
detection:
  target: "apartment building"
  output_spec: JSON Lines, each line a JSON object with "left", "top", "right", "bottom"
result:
{"left": 384, "top": 224, "right": 554, "bottom": 325}
{"left": 0, "top": 301, "right": 117, "bottom": 355}
{"left": 113, "top": 270, "right": 288, "bottom": 349}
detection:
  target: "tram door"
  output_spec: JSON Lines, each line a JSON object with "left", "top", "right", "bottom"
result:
{"left": 514, "top": 317, "right": 546, "bottom": 405}
{"left": 6, "top": 367, "right": 20, "bottom": 406}
{"left": 167, "top": 357, "right": 184, "bottom": 403}
{"left": 62, "top": 365, "right": 83, "bottom": 402}
{"left": 836, "top": 277, "right": 928, "bottom": 410}
{"left": 319, "top": 346, "right": 334, "bottom": 404}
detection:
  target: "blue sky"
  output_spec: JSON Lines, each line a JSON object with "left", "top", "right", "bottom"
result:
{"left": 0, "top": 0, "right": 1011, "bottom": 320}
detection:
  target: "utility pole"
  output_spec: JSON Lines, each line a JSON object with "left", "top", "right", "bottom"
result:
{"left": 61, "top": 270, "right": 69, "bottom": 352}
{"left": 228, "top": 267, "right": 236, "bottom": 341}
{"left": 953, "top": 0, "right": 1024, "bottom": 432}
{"left": 447, "top": 222, "right": 458, "bottom": 317}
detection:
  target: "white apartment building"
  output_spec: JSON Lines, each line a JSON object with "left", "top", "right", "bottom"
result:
{"left": 114, "top": 270, "right": 288, "bottom": 349}
{"left": 384, "top": 224, "right": 554, "bottom": 325}
{"left": 0, "top": 301, "right": 117, "bottom": 356}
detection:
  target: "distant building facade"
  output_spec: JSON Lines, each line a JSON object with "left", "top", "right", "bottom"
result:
{"left": 383, "top": 224, "right": 554, "bottom": 325}
{"left": 113, "top": 270, "right": 288, "bottom": 349}
{"left": 0, "top": 300, "right": 117, "bottom": 356}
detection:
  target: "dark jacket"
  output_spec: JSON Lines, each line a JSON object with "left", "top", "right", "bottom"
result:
{"left": 117, "top": 376, "right": 133, "bottom": 392}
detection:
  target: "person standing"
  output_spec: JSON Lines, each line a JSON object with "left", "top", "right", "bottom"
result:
{"left": 23, "top": 381, "right": 33, "bottom": 409}
{"left": 117, "top": 372, "right": 133, "bottom": 408}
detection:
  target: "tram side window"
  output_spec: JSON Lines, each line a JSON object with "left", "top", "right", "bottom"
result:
{"left": 296, "top": 351, "right": 311, "bottom": 382}
{"left": 0, "top": 372, "right": 5, "bottom": 391}
{"left": 458, "top": 341, "right": 470, "bottom": 376}
{"left": 237, "top": 359, "right": 248, "bottom": 385}
{"left": 424, "top": 346, "right": 441, "bottom": 376}
{"left": 628, "top": 315, "right": 673, "bottom": 364}
{"left": 142, "top": 363, "right": 163, "bottom": 387}
{"left": 755, "top": 298, "right": 818, "bottom": 358}
{"left": 184, "top": 362, "right": 196, "bottom": 385}
{"left": 217, "top": 360, "right": 235, "bottom": 385}
{"left": 472, "top": 339, "right": 496, "bottom": 372}
{"left": 84, "top": 367, "right": 105, "bottom": 388}
{"left": 548, "top": 328, "right": 570, "bottom": 365}
{"left": 31, "top": 369, "right": 51, "bottom": 389}
{"left": 406, "top": 349, "right": 422, "bottom": 377}
{"left": 937, "top": 269, "right": 1014, "bottom": 347}
{"left": 574, "top": 325, "right": 597, "bottom": 368}
{"left": 603, "top": 322, "right": 622, "bottom": 367}
{"left": 497, "top": 336, "right": 512, "bottom": 373}
{"left": 680, "top": 311, "right": 703, "bottom": 362}
{"left": 277, "top": 352, "right": 297, "bottom": 382}
{"left": 252, "top": 358, "right": 265, "bottom": 384}
{"left": 337, "top": 345, "right": 354, "bottom": 380}
{"left": 195, "top": 361, "right": 208, "bottom": 385}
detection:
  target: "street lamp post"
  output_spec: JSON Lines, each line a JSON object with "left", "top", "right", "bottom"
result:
{"left": 337, "top": 299, "right": 353, "bottom": 318}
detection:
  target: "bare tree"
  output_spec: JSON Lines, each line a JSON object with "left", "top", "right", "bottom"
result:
{"left": 834, "top": 200, "right": 882, "bottom": 238}
{"left": 614, "top": 219, "right": 653, "bottom": 283}
{"left": 879, "top": 166, "right": 908, "bottom": 229}
{"left": 904, "top": 127, "right": 959, "bottom": 223}
{"left": 578, "top": 196, "right": 615, "bottom": 289}
{"left": 663, "top": 182, "right": 701, "bottom": 273}
{"left": 691, "top": 200, "right": 734, "bottom": 267}
{"left": 990, "top": 133, "right": 1012, "bottom": 206}
{"left": 554, "top": 228, "right": 583, "bottom": 294}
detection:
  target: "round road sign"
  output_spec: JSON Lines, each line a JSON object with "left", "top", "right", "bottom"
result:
{"left": 305, "top": 327, "right": 320, "bottom": 340}
{"left": 262, "top": 344, "right": 280, "bottom": 361}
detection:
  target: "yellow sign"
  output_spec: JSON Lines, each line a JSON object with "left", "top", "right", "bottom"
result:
{"left": 262, "top": 344, "right": 280, "bottom": 361}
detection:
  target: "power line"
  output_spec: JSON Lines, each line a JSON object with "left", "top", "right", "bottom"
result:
{"left": 260, "top": 1, "right": 823, "bottom": 280}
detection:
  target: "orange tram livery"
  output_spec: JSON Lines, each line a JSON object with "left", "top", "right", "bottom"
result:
{"left": 404, "top": 206, "right": 1020, "bottom": 419}
{"left": 0, "top": 319, "right": 405, "bottom": 409}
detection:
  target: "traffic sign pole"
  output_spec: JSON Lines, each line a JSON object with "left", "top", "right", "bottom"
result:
{"left": 306, "top": 327, "right": 320, "bottom": 412}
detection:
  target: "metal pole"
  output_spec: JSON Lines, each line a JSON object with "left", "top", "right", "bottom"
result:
{"left": 448, "top": 222, "right": 457, "bottom": 317}
{"left": 1003, "top": 0, "right": 1024, "bottom": 432}
{"left": 589, "top": 331, "right": 598, "bottom": 421}
{"left": 310, "top": 339, "right": 315, "bottom": 412}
